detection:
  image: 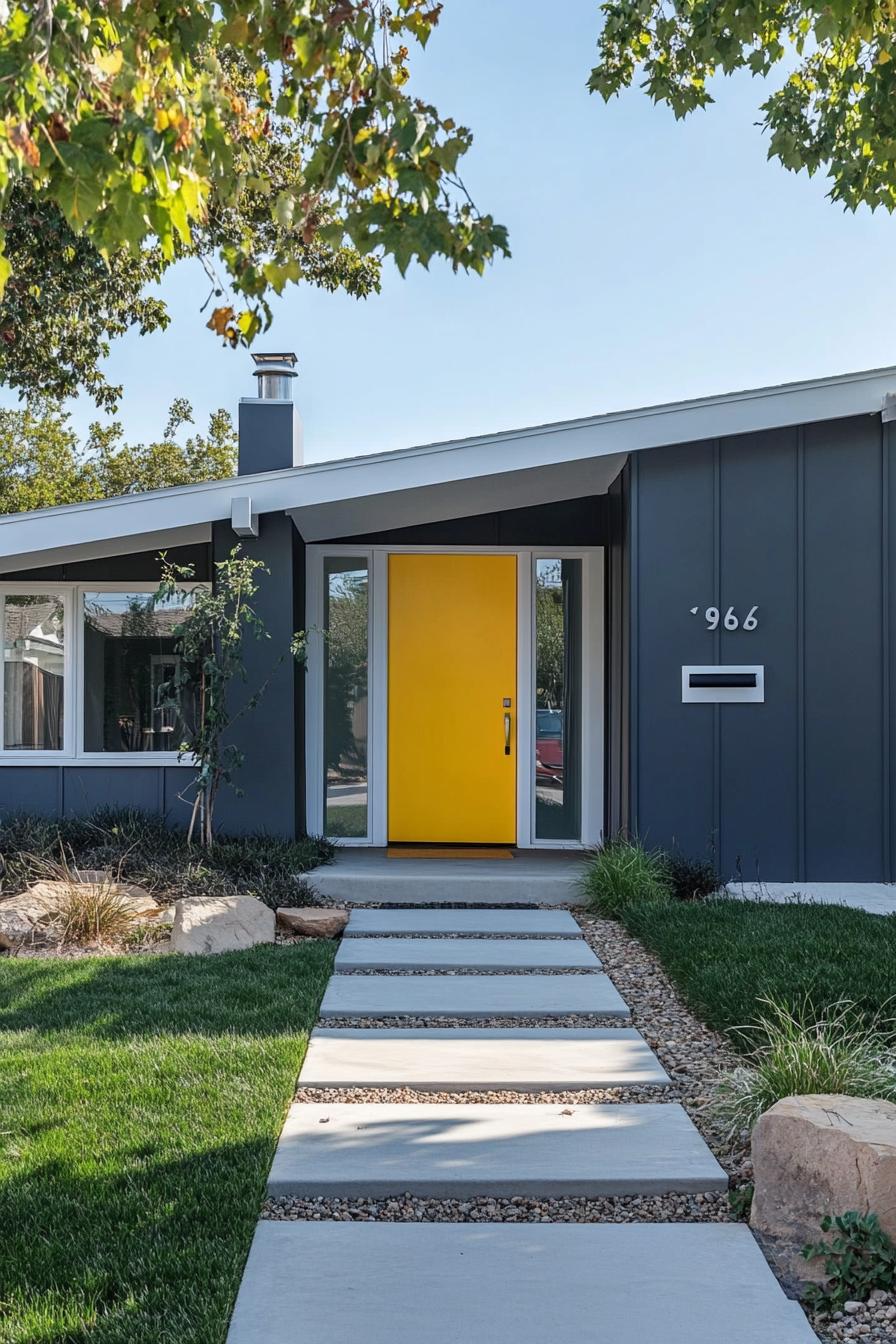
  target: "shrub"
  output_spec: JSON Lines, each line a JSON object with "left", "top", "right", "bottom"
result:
{"left": 710, "top": 998, "right": 896, "bottom": 1140}
{"left": 662, "top": 850, "right": 719, "bottom": 902}
{"left": 578, "top": 837, "right": 673, "bottom": 917}
{"left": 803, "top": 1212, "right": 896, "bottom": 1312}
{"left": 0, "top": 808, "right": 333, "bottom": 911}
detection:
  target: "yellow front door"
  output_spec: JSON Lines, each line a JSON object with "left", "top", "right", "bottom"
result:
{"left": 388, "top": 553, "right": 517, "bottom": 843}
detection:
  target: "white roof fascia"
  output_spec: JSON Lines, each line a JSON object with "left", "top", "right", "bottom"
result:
{"left": 0, "top": 363, "right": 893, "bottom": 563}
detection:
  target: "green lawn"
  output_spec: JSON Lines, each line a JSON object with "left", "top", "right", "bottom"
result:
{"left": 0, "top": 944, "right": 334, "bottom": 1344}
{"left": 622, "top": 898, "right": 896, "bottom": 1048}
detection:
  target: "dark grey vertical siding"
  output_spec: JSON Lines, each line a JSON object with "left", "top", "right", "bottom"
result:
{"left": 634, "top": 443, "right": 716, "bottom": 858}
{"left": 631, "top": 412, "right": 892, "bottom": 881}
{"left": 605, "top": 464, "right": 630, "bottom": 838}
{"left": 803, "top": 417, "right": 885, "bottom": 878}
{"left": 0, "top": 766, "right": 196, "bottom": 819}
{"left": 212, "top": 514, "right": 303, "bottom": 837}
{"left": 717, "top": 429, "right": 800, "bottom": 879}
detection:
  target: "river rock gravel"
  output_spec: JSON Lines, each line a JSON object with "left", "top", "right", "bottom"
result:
{"left": 262, "top": 1190, "right": 732, "bottom": 1225}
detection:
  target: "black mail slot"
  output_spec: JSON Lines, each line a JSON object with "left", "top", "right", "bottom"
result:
{"left": 689, "top": 672, "right": 757, "bottom": 689}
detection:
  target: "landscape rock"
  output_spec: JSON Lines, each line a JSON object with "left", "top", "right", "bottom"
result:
{"left": 172, "top": 895, "right": 275, "bottom": 955}
{"left": 751, "top": 1094, "right": 896, "bottom": 1285}
{"left": 277, "top": 907, "right": 348, "bottom": 939}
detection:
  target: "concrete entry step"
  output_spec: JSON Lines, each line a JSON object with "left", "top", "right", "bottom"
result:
{"left": 311, "top": 850, "right": 584, "bottom": 906}
{"left": 228, "top": 1222, "right": 819, "bottom": 1344}
{"left": 334, "top": 936, "right": 601, "bottom": 972}
{"left": 319, "top": 972, "right": 630, "bottom": 1020}
{"left": 344, "top": 908, "right": 582, "bottom": 937}
{"left": 267, "top": 1102, "right": 726, "bottom": 1197}
{"left": 300, "top": 1027, "right": 670, "bottom": 1091}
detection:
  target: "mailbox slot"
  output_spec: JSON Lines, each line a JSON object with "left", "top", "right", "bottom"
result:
{"left": 689, "top": 672, "right": 757, "bottom": 689}
{"left": 682, "top": 666, "right": 764, "bottom": 704}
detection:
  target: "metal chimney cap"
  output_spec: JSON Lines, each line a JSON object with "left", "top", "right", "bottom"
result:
{"left": 251, "top": 351, "right": 298, "bottom": 400}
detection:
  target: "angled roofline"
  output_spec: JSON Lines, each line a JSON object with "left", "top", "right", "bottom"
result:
{"left": 0, "top": 362, "right": 894, "bottom": 563}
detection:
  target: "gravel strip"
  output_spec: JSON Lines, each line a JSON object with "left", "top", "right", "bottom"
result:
{"left": 263, "top": 1190, "right": 731, "bottom": 1224}
{"left": 333, "top": 966, "right": 600, "bottom": 976}
{"left": 343, "top": 932, "right": 573, "bottom": 940}
{"left": 812, "top": 1291, "right": 896, "bottom": 1344}
{"left": 296, "top": 1085, "right": 672, "bottom": 1105}
{"left": 317, "top": 1014, "right": 630, "bottom": 1029}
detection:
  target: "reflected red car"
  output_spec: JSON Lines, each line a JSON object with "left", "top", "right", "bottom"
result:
{"left": 535, "top": 709, "right": 564, "bottom": 784}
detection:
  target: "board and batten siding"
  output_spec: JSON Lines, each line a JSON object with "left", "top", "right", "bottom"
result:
{"left": 627, "top": 412, "right": 893, "bottom": 882}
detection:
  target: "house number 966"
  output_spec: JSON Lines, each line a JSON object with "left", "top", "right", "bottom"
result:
{"left": 692, "top": 605, "right": 759, "bottom": 631}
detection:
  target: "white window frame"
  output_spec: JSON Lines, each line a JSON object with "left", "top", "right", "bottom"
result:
{"left": 305, "top": 545, "right": 604, "bottom": 849}
{"left": 0, "top": 580, "right": 207, "bottom": 765}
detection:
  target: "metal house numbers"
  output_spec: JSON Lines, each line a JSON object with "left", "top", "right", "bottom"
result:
{"left": 689, "top": 605, "right": 759, "bottom": 631}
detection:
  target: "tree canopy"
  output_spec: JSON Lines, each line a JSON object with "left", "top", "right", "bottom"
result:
{"left": 0, "top": 396, "right": 236, "bottom": 515}
{"left": 592, "top": 3, "right": 896, "bottom": 213}
{"left": 0, "top": 1, "right": 508, "bottom": 389}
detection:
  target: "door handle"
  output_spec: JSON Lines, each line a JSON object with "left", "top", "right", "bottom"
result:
{"left": 504, "top": 711, "right": 512, "bottom": 755}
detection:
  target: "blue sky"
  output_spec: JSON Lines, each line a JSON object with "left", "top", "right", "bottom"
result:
{"left": 7, "top": 0, "right": 896, "bottom": 462}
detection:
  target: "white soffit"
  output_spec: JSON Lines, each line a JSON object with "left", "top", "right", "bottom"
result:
{"left": 0, "top": 363, "right": 893, "bottom": 562}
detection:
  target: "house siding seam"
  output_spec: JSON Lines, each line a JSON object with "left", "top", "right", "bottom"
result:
{"left": 630, "top": 411, "right": 891, "bottom": 881}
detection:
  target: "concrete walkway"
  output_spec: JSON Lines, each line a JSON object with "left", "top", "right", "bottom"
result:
{"left": 227, "top": 900, "right": 818, "bottom": 1342}
{"left": 727, "top": 879, "right": 896, "bottom": 916}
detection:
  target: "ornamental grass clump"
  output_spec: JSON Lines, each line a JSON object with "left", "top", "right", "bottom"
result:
{"left": 578, "top": 837, "right": 673, "bottom": 918}
{"left": 710, "top": 998, "right": 896, "bottom": 1141}
{"left": 55, "top": 882, "right": 141, "bottom": 946}
{"left": 22, "top": 847, "right": 140, "bottom": 946}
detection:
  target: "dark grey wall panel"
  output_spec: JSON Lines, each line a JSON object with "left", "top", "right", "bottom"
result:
{"left": 633, "top": 443, "right": 716, "bottom": 857}
{"left": 605, "top": 465, "right": 630, "bottom": 838}
{"left": 0, "top": 768, "right": 61, "bottom": 815}
{"left": 0, "top": 766, "right": 199, "bottom": 826}
{"left": 803, "top": 416, "right": 884, "bottom": 878}
{"left": 717, "top": 429, "right": 799, "bottom": 880}
{"left": 212, "top": 514, "right": 302, "bottom": 837}
{"left": 631, "top": 412, "right": 892, "bottom": 881}
{"left": 60, "top": 768, "right": 163, "bottom": 816}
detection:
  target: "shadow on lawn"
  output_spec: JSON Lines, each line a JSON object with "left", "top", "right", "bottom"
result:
{"left": 0, "top": 1138, "right": 272, "bottom": 1344}
{"left": 0, "top": 942, "right": 335, "bottom": 1040}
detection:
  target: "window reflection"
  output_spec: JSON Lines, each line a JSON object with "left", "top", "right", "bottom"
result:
{"left": 535, "top": 559, "right": 581, "bottom": 840}
{"left": 2, "top": 595, "right": 65, "bottom": 750}
{"left": 82, "top": 590, "right": 198, "bottom": 752}
{"left": 324, "top": 560, "right": 369, "bottom": 837}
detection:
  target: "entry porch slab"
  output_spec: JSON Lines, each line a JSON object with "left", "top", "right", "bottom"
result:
{"left": 333, "top": 936, "right": 601, "bottom": 971}
{"left": 227, "top": 1222, "right": 818, "bottom": 1344}
{"left": 318, "top": 972, "right": 630, "bottom": 1019}
{"left": 267, "top": 1101, "right": 726, "bottom": 1197}
{"left": 300, "top": 1027, "right": 669, "bottom": 1090}
{"left": 311, "top": 849, "right": 585, "bottom": 906}
{"left": 344, "top": 908, "right": 582, "bottom": 936}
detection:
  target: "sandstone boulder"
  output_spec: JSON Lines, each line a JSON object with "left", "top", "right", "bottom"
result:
{"left": 751, "top": 1093, "right": 896, "bottom": 1285}
{"left": 28, "top": 880, "right": 162, "bottom": 919}
{"left": 276, "top": 907, "right": 348, "bottom": 938}
{"left": 171, "top": 895, "right": 275, "bottom": 955}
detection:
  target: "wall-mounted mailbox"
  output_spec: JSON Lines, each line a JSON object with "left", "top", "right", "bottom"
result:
{"left": 682, "top": 665, "right": 764, "bottom": 704}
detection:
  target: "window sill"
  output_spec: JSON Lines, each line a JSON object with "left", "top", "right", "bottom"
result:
{"left": 0, "top": 754, "right": 195, "bottom": 767}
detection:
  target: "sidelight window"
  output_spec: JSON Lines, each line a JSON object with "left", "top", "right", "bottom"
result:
{"left": 534, "top": 557, "right": 582, "bottom": 841}
{"left": 323, "top": 559, "right": 369, "bottom": 838}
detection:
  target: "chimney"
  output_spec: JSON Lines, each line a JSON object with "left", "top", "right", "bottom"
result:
{"left": 238, "top": 351, "right": 304, "bottom": 475}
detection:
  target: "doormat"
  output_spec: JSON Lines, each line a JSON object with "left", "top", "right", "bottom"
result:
{"left": 386, "top": 847, "right": 514, "bottom": 860}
